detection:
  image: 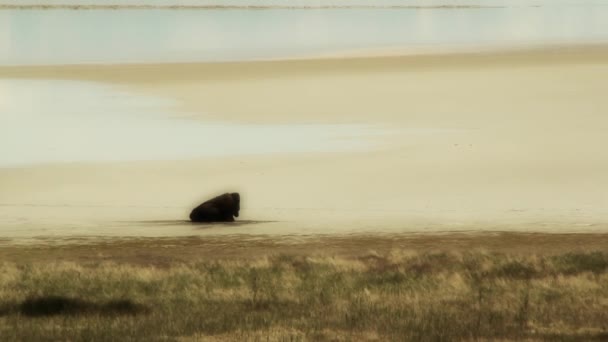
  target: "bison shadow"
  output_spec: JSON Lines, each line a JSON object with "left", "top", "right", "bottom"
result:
{"left": 128, "top": 219, "right": 277, "bottom": 228}
{"left": 0, "top": 296, "right": 149, "bottom": 317}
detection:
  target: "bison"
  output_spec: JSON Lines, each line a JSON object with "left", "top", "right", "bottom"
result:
{"left": 189, "top": 192, "right": 240, "bottom": 222}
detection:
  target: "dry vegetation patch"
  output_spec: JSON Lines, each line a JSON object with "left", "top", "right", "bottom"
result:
{"left": 1, "top": 234, "right": 608, "bottom": 341}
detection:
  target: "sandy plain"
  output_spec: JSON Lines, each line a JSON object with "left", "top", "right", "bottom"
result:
{"left": 1, "top": 46, "right": 607, "bottom": 242}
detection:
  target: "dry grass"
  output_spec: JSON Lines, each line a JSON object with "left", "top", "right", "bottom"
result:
{"left": 1, "top": 234, "right": 608, "bottom": 341}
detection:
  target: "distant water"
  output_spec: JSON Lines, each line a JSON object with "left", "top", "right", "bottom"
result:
{"left": 1, "top": 0, "right": 608, "bottom": 65}
{"left": 0, "top": 79, "right": 387, "bottom": 166}
{"left": 2, "top": 0, "right": 608, "bottom": 7}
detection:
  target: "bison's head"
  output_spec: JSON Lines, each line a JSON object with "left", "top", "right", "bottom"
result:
{"left": 231, "top": 192, "right": 240, "bottom": 217}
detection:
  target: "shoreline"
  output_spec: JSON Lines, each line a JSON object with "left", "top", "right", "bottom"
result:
{"left": 0, "top": 4, "right": 507, "bottom": 10}
{"left": 3, "top": 231, "right": 608, "bottom": 259}
{"left": 2, "top": 43, "right": 608, "bottom": 79}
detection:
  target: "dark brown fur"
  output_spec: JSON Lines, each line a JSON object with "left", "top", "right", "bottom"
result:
{"left": 189, "top": 193, "right": 240, "bottom": 222}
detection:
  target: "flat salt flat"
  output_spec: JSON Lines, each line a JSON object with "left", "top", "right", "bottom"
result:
{"left": 1, "top": 47, "right": 607, "bottom": 242}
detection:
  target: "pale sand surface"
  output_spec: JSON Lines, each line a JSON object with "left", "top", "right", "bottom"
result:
{"left": 1, "top": 47, "right": 607, "bottom": 242}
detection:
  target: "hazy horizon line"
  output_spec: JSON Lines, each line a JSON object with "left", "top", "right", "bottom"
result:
{"left": 0, "top": 4, "right": 507, "bottom": 10}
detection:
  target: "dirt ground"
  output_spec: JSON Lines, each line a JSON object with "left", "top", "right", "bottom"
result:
{"left": 2, "top": 232, "right": 607, "bottom": 266}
